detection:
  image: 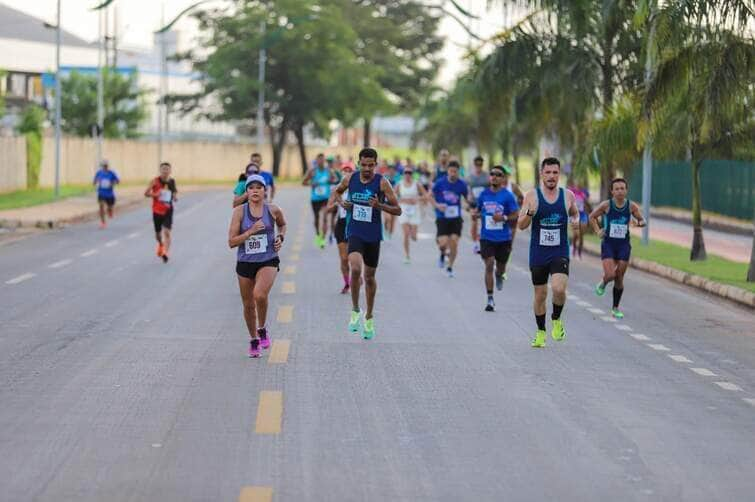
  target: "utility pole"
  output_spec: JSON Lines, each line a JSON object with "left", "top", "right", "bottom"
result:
{"left": 157, "top": 5, "right": 165, "bottom": 164}
{"left": 641, "top": 0, "right": 657, "bottom": 246}
{"left": 97, "top": 8, "right": 105, "bottom": 168}
{"left": 256, "top": 20, "right": 266, "bottom": 149}
{"left": 54, "top": 0, "right": 62, "bottom": 198}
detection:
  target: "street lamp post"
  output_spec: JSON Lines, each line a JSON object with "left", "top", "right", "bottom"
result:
{"left": 256, "top": 20, "right": 266, "bottom": 149}
{"left": 97, "top": 8, "right": 105, "bottom": 167}
{"left": 54, "top": 0, "right": 62, "bottom": 198}
{"left": 641, "top": 0, "right": 657, "bottom": 246}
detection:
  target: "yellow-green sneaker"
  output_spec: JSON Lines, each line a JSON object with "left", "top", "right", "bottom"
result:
{"left": 531, "top": 329, "right": 546, "bottom": 348}
{"left": 362, "top": 318, "right": 375, "bottom": 340}
{"left": 348, "top": 310, "right": 361, "bottom": 333}
{"left": 551, "top": 319, "right": 566, "bottom": 341}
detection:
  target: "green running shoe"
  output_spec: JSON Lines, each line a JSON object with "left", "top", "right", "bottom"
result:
{"left": 611, "top": 308, "right": 624, "bottom": 319}
{"left": 362, "top": 318, "right": 375, "bottom": 340}
{"left": 595, "top": 283, "right": 606, "bottom": 296}
{"left": 348, "top": 310, "right": 361, "bottom": 333}
{"left": 551, "top": 319, "right": 566, "bottom": 341}
{"left": 531, "top": 329, "right": 546, "bottom": 348}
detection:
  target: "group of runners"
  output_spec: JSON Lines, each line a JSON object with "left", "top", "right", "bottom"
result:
{"left": 92, "top": 146, "right": 646, "bottom": 356}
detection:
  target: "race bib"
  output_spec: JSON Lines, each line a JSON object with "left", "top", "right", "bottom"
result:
{"left": 159, "top": 189, "right": 172, "bottom": 203}
{"left": 99, "top": 179, "right": 111, "bottom": 189}
{"left": 609, "top": 223, "right": 628, "bottom": 239}
{"left": 472, "top": 187, "right": 485, "bottom": 198}
{"left": 244, "top": 234, "right": 268, "bottom": 255}
{"left": 485, "top": 214, "right": 504, "bottom": 230}
{"left": 539, "top": 228, "right": 560, "bottom": 246}
{"left": 444, "top": 205, "right": 460, "bottom": 218}
{"left": 314, "top": 185, "right": 327, "bottom": 197}
{"left": 353, "top": 204, "right": 373, "bottom": 222}
{"left": 403, "top": 204, "right": 417, "bottom": 216}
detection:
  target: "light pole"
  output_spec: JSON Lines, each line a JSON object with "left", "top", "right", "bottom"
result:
{"left": 54, "top": 0, "right": 62, "bottom": 198}
{"left": 97, "top": 7, "right": 105, "bottom": 167}
{"left": 157, "top": 5, "right": 166, "bottom": 164}
{"left": 641, "top": 0, "right": 657, "bottom": 246}
{"left": 256, "top": 20, "right": 266, "bottom": 148}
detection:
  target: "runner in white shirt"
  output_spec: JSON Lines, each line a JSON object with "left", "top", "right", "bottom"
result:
{"left": 396, "top": 166, "right": 429, "bottom": 263}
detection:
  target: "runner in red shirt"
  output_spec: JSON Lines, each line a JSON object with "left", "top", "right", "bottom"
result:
{"left": 144, "top": 162, "right": 178, "bottom": 263}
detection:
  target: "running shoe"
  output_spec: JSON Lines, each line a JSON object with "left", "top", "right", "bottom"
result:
{"left": 258, "top": 327, "right": 270, "bottom": 349}
{"left": 531, "top": 330, "right": 546, "bottom": 348}
{"left": 611, "top": 308, "right": 624, "bottom": 319}
{"left": 551, "top": 319, "right": 566, "bottom": 341}
{"left": 318, "top": 234, "right": 326, "bottom": 249}
{"left": 156, "top": 244, "right": 164, "bottom": 257}
{"left": 161, "top": 253, "right": 169, "bottom": 264}
{"left": 595, "top": 283, "right": 606, "bottom": 296}
{"left": 328, "top": 233, "right": 334, "bottom": 245}
{"left": 248, "top": 338, "right": 261, "bottom": 358}
{"left": 438, "top": 254, "right": 445, "bottom": 269}
{"left": 446, "top": 267, "right": 454, "bottom": 278}
{"left": 99, "top": 221, "right": 107, "bottom": 230}
{"left": 403, "top": 256, "right": 411, "bottom": 264}
{"left": 495, "top": 273, "right": 505, "bottom": 291}
{"left": 340, "top": 283, "right": 350, "bottom": 295}
{"left": 362, "top": 318, "right": 375, "bottom": 340}
{"left": 349, "top": 310, "right": 361, "bottom": 333}
{"left": 485, "top": 297, "right": 495, "bottom": 312}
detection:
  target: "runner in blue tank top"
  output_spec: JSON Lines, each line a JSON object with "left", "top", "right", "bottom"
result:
{"left": 589, "top": 177, "right": 646, "bottom": 319}
{"left": 472, "top": 165, "right": 519, "bottom": 312}
{"left": 518, "top": 157, "right": 581, "bottom": 348}
{"left": 228, "top": 175, "right": 287, "bottom": 359}
{"left": 303, "top": 153, "right": 336, "bottom": 249}
{"left": 333, "top": 148, "right": 401, "bottom": 340}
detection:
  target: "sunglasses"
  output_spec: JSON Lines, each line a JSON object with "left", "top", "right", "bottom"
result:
{"left": 490, "top": 172, "right": 505, "bottom": 177}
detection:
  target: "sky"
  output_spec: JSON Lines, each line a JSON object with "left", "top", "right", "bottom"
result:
{"left": 0, "top": 0, "right": 515, "bottom": 86}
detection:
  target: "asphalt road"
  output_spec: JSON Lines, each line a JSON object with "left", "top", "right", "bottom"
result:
{"left": 1, "top": 187, "right": 754, "bottom": 502}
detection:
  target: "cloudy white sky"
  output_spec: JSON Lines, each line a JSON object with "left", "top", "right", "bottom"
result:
{"left": 1, "top": 0, "right": 515, "bottom": 86}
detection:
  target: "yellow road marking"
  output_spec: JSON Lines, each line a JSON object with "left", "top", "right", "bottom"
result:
{"left": 289, "top": 254, "right": 300, "bottom": 262}
{"left": 239, "top": 486, "right": 273, "bottom": 502}
{"left": 281, "top": 281, "right": 296, "bottom": 294}
{"left": 292, "top": 244, "right": 302, "bottom": 253}
{"left": 268, "top": 340, "right": 291, "bottom": 364}
{"left": 255, "top": 391, "right": 283, "bottom": 434}
{"left": 283, "top": 265, "right": 296, "bottom": 275}
{"left": 277, "top": 305, "right": 294, "bottom": 323}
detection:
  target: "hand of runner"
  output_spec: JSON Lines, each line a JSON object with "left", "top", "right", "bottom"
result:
{"left": 470, "top": 208, "right": 480, "bottom": 220}
{"left": 436, "top": 203, "right": 447, "bottom": 212}
{"left": 492, "top": 212, "right": 507, "bottom": 222}
{"left": 596, "top": 228, "right": 605, "bottom": 238}
{"left": 633, "top": 218, "right": 646, "bottom": 228}
{"left": 342, "top": 200, "right": 353, "bottom": 210}
{"left": 368, "top": 195, "right": 380, "bottom": 208}
{"left": 273, "top": 235, "right": 283, "bottom": 252}
{"left": 250, "top": 220, "right": 266, "bottom": 235}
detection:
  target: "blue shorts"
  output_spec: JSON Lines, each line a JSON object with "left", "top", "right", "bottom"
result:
{"left": 579, "top": 211, "right": 588, "bottom": 224}
{"left": 601, "top": 239, "right": 631, "bottom": 261}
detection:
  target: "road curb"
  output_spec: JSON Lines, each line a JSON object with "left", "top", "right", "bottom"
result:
{"left": 582, "top": 241, "right": 755, "bottom": 309}
{"left": 0, "top": 198, "right": 148, "bottom": 229}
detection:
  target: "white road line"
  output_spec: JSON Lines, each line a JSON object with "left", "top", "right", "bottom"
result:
{"left": 743, "top": 398, "right": 755, "bottom": 407}
{"left": 647, "top": 344, "right": 671, "bottom": 351}
{"left": 567, "top": 294, "right": 580, "bottom": 301}
{"left": 690, "top": 367, "right": 717, "bottom": 377}
{"left": 714, "top": 382, "right": 743, "bottom": 392}
{"left": 630, "top": 334, "right": 651, "bottom": 341}
{"left": 615, "top": 324, "right": 632, "bottom": 331}
{"left": 6, "top": 272, "right": 35, "bottom": 285}
{"left": 127, "top": 232, "right": 139, "bottom": 239}
{"left": 587, "top": 308, "right": 604, "bottom": 315}
{"left": 575, "top": 300, "right": 592, "bottom": 307}
{"left": 668, "top": 355, "right": 693, "bottom": 363}
{"left": 49, "top": 259, "right": 72, "bottom": 269}
{"left": 105, "top": 240, "right": 119, "bottom": 247}
{"left": 80, "top": 249, "right": 98, "bottom": 257}
{"left": 600, "top": 316, "right": 618, "bottom": 323}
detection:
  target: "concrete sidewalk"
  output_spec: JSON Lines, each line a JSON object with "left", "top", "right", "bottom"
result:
{"left": 0, "top": 185, "right": 226, "bottom": 229}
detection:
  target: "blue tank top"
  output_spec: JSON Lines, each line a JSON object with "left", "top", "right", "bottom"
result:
{"left": 346, "top": 173, "right": 384, "bottom": 243}
{"left": 237, "top": 203, "right": 278, "bottom": 263}
{"left": 311, "top": 168, "right": 331, "bottom": 201}
{"left": 604, "top": 198, "right": 631, "bottom": 243}
{"left": 529, "top": 187, "right": 570, "bottom": 266}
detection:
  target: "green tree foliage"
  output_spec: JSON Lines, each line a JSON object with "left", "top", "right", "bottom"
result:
{"left": 60, "top": 69, "right": 147, "bottom": 139}
{"left": 16, "top": 105, "right": 45, "bottom": 188}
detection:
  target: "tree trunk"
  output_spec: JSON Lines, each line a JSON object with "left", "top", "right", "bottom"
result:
{"left": 271, "top": 121, "right": 287, "bottom": 178}
{"left": 747, "top": 207, "right": 755, "bottom": 281}
{"left": 599, "top": 45, "right": 616, "bottom": 200}
{"left": 689, "top": 148, "right": 707, "bottom": 261}
{"left": 294, "top": 122, "right": 308, "bottom": 175}
{"left": 363, "top": 117, "right": 371, "bottom": 147}
{"left": 533, "top": 151, "right": 540, "bottom": 187}
{"left": 512, "top": 149, "right": 520, "bottom": 186}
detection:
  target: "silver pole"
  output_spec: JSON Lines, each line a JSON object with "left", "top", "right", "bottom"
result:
{"left": 256, "top": 20, "right": 265, "bottom": 149}
{"left": 641, "top": 0, "right": 656, "bottom": 246}
{"left": 97, "top": 8, "right": 104, "bottom": 167}
{"left": 157, "top": 5, "right": 165, "bottom": 164}
{"left": 54, "top": 0, "right": 62, "bottom": 198}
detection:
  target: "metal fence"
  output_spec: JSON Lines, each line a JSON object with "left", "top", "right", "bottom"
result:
{"left": 628, "top": 160, "right": 755, "bottom": 220}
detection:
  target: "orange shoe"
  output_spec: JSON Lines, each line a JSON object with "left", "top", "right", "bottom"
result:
{"left": 156, "top": 244, "right": 164, "bottom": 257}
{"left": 99, "top": 221, "right": 107, "bottom": 229}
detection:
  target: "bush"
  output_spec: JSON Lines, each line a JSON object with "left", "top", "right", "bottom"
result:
{"left": 16, "top": 105, "right": 45, "bottom": 189}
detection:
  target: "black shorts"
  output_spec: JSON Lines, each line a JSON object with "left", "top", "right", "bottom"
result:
{"left": 311, "top": 200, "right": 327, "bottom": 216}
{"left": 153, "top": 209, "right": 173, "bottom": 233}
{"left": 334, "top": 218, "right": 347, "bottom": 244}
{"left": 436, "top": 218, "right": 463, "bottom": 237}
{"left": 480, "top": 239, "right": 512, "bottom": 263}
{"left": 530, "top": 257, "right": 570, "bottom": 286}
{"left": 347, "top": 235, "right": 380, "bottom": 268}
{"left": 98, "top": 195, "right": 115, "bottom": 207}
{"left": 236, "top": 258, "right": 281, "bottom": 279}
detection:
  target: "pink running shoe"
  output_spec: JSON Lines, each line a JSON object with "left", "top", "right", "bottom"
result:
{"left": 248, "top": 339, "right": 261, "bottom": 358}
{"left": 257, "top": 328, "right": 271, "bottom": 349}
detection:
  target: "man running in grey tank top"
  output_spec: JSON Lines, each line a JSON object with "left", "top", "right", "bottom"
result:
{"left": 467, "top": 155, "right": 489, "bottom": 254}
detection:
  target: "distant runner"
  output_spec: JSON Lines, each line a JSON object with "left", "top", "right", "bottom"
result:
{"left": 302, "top": 153, "right": 336, "bottom": 249}
{"left": 327, "top": 162, "right": 355, "bottom": 294}
{"left": 93, "top": 159, "right": 119, "bottom": 229}
{"left": 251, "top": 152, "right": 275, "bottom": 201}
{"left": 396, "top": 165, "right": 429, "bottom": 263}
{"left": 144, "top": 162, "right": 178, "bottom": 263}
{"left": 228, "top": 175, "right": 286, "bottom": 358}
{"left": 430, "top": 160, "right": 470, "bottom": 278}
{"left": 589, "top": 178, "right": 646, "bottom": 319}
{"left": 467, "top": 155, "right": 489, "bottom": 254}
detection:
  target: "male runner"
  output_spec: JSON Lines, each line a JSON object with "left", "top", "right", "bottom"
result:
{"left": 144, "top": 162, "right": 178, "bottom": 263}
{"left": 251, "top": 152, "right": 275, "bottom": 201}
{"left": 233, "top": 163, "right": 259, "bottom": 207}
{"left": 518, "top": 157, "right": 580, "bottom": 348}
{"left": 500, "top": 165, "right": 524, "bottom": 244}
{"left": 302, "top": 153, "right": 335, "bottom": 248}
{"left": 333, "top": 148, "right": 401, "bottom": 340}
{"left": 432, "top": 149, "right": 450, "bottom": 182}
{"left": 473, "top": 165, "right": 519, "bottom": 312}
{"left": 228, "top": 175, "right": 286, "bottom": 358}
{"left": 467, "top": 155, "right": 489, "bottom": 254}
{"left": 327, "top": 162, "right": 355, "bottom": 293}
{"left": 382, "top": 163, "right": 400, "bottom": 240}
{"left": 568, "top": 179, "right": 591, "bottom": 258}
{"left": 93, "top": 159, "right": 120, "bottom": 229}
{"left": 589, "top": 178, "right": 646, "bottom": 318}
{"left": 431, "top": 160, "right": 470, "bottom": 278}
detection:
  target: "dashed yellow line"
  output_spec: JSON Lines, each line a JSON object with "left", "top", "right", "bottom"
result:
{"left": 281, "top": 281, "right": 296, "bottom": 294}
{"left": 292, "top": 244, "right": 302, "bottom": 253}
{"left": 289, "top": 254, "right": 300, "bottom": 262}
{"left": 239, "top": 486, "right": 273, "bottom": 502}
{"left": 277, "top": 305, "right": 294, "bottom": 323}
{"left": 268, "top": 340, "right": 291, "bottom": 364}
{"left": 283, "top": 265, "right": 296, "bottom": 275}
{"left": 255, "top": 391, "right": 283, "bottom": 434}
